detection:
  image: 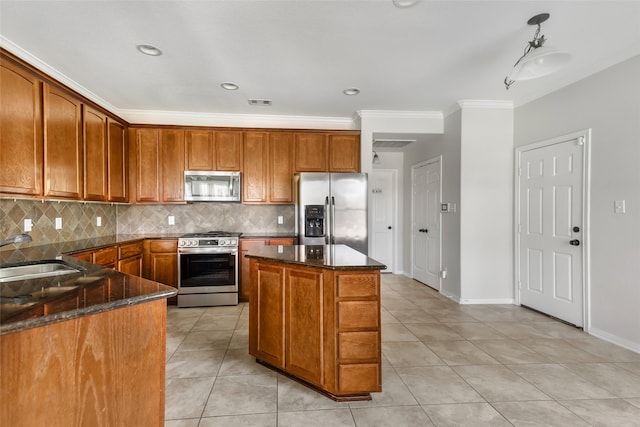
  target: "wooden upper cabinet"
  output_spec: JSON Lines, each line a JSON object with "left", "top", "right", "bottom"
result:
{"left": 329, "top": 134, "right": 360, "bottom": 172}
{"left": 160, "top": 129, "right": 185, "bottom": 202}
{"left": 294, "top": 133, "right": 328, "bottom": 172}
{"left": 43, "top": 84, "right": 83, "bottom": 199}
{"left": 215, "top": 131, "right": 242, "bottom": 171}
{"left": 134, "top": 128, "right": 161, "bottom": 202}
{"left": 83, "top": 105, "right": 108, "bottom": 201}
{"left": 107, "top": 118, "right": 127, "bottom": 202}
{"left": 242, "top": 132, "right": 269, "bottom": 203}
{"left": 185, "top": 130, "right": 214, "bottom": 171}
{"left": 269, "top": 132, "right": 294, "bottom": 203}
{"left": 184, "top": 129, "right": 241, "bottom": 171}
{"left": 0, "top": 58, "right": 43, "bottom": 196}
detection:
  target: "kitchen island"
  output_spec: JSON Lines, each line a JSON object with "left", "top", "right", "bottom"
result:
{"left": 0, "top": 246, "right": 177, "bottom": 426}
{"left": 245, "top": 244, "right": 385, "bottom": 401}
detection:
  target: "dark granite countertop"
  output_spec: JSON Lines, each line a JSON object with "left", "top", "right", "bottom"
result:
{"left": 0, "top": 235, "right": 179, "bottom": 335}
{"left": 245, "top": 244, "right": 386, "bottom": 271}
{"left": 240, "top": 233, "right": 298, "bottom": 240}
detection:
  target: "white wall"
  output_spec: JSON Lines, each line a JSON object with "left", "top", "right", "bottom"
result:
{"left": 459, "top": 102, "right": 514, "bottom": 303}
{"left": 402, "top": 111, "right": 462, "bottom": 300}
{"left": 515, "top": 55, "right": 640, "bottom": 351}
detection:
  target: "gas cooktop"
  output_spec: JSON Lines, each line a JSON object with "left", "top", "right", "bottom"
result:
{"left": 180, "top": 231, "right": 242, "bottom": 238}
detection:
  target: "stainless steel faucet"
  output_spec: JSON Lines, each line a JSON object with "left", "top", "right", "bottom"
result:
{"left": 0, "top": 234, "right": 33, "bottom": 248}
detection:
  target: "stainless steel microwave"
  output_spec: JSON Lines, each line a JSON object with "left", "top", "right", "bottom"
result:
{"left": 184, "top": 171, "right": 241, "bottom": 202}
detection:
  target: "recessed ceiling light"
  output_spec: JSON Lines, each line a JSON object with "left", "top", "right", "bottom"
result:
{"left": 392, "top": 0, "right": 420, "bottom": 8}
{"left": 221, "top": 82, "right": 239, "bottom": 90}
{"left": 136, "top": 44, "right": 162, "bottom": 56}
{"left": 343, "top": 88, "right": 360, "bottom": 96}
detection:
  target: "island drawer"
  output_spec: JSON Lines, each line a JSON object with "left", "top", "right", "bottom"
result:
{"left": 338, "top": 331, "right": 379, "bottom": 361}
{"left": 336, "top": 274, "right": 378, "bottom": 298}
{"left": 338, "top": 301, "right": 378, "bottom": 329}
{"left": 338, "top": 364, "right": 380, "bottom": 394}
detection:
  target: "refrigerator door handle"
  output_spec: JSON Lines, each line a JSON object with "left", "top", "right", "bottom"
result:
{"left": 331, "top": 196, "right": 336, "bottom": 244}
{"left": 325, "top": 196, "right": 330, "bottom": 245}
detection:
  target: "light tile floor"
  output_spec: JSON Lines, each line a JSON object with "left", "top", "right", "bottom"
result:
{"left": 165, "top": 274, "right": 640, "bottom": 426}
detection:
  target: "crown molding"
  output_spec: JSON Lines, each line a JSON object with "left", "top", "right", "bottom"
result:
{"left": 357, "top": 110, "right": 443, "bottom": 120}
{"left": 1, "top": 36, "right": 358, "bottom": 130}
{"left": 1, "top": 36, "right": 120, "bottom": 114}
{"left": 121, "top": 109, "right": 358, "bottom": 130}
{"left": 457, "top": 100, "right": 514, "bottom": 110}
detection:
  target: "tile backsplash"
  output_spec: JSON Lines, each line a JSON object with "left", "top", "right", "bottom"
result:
{"left": 0, "top": 199, "right": 117, "bottom": 250}
{"left": 116, "top": 203, "right": 295, "bottom": 235}
{"left": 1, "top": 199, "right": 295, "bottom": 251}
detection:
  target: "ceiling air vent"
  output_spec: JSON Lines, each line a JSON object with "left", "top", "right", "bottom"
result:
{"left": 248, "top": 99, "right": 272, "bottom": 106}
{"left": 373, "top": 139, "right": 416, "bottom": 148}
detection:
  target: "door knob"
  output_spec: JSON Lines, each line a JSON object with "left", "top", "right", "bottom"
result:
{"left": 388, "top": 226, "right": 392, "bottom": 230}
{"left": 569, "top": 239, "right": 580, "bottom": 246}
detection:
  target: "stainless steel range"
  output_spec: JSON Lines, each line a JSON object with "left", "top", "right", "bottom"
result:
{"left": 177, "top": 231, "right": 241, "bottom": 307}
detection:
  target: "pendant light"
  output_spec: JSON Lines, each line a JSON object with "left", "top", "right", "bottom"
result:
{"left": 504, "top": 13, "right": 571, "bottom": 90}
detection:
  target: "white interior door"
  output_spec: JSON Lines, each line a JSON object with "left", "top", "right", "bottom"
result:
{"left": 517, "top": 135, "right": 585, "bottom": 326}
{"left": 370, "top": 170, "right": 396, "bottom": 272}
{"left": 412, "top": 159, "right": 441, "bottom": 289}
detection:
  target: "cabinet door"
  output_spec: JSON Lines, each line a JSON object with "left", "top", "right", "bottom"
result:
{"left": 215, "top": 131, "right": 242, "bottom": 171}
{"left": 329, "top": 134, "right": 360, "bottom": 172}
{"left": 150, "top": 252, "right": 178, "bottom": 288}
{"left": 107, "top": 118, "right": 127, "bottom": 202}
{"left": 83, "top": 105, "right": 108, "bottom": 201}
{"left": 242, "top": 132, "right": 269, "bottom": 203}
{"left": 285, "top": 267, "right": 325, "bottom": 385}
{"left": 294, "top": 133, "right": 327, "bottom": 172}
{"left": 161, "top": 129, "right": 185, "bottom": 202}
{"left": 43, "top": 84, "right": 82, "bottom": 199}
{"left": 250, "top": 261, "right": 285, "bottom": 368}
{"left": 239, "top": 239, "right": 267, "bottom": 302}
{"left": 269, "top": 133, "right": 294, "bottom": 203}
{"left": 118, "top": 256, "right": 142, "bottom": 277}
{"left": 134, "top": 128, "right": 161, "bottom": 202}
{"left": 185, "top": 130, "right": 214, "bottom": 171}
{"left": 0, "top": 59, "right": 43, "bottom": 196}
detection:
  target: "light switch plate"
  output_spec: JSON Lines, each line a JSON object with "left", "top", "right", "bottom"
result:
{"left": 168, "top": 215, "right": 175, "bottom": 225}
{"left": 96, "top": 216, "right": 102, "bottom": 227}
{"left": 55, "top": 217, "right": 62, "bottom": 230}
{"left": 614, "top": 200, "right": 626, "bottom": 214}
{"left": 24, "top": 218, "right": 33, "bottom": 232}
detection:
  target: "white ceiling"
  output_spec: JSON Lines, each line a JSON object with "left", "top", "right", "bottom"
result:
{"left": 1, "top": 0, "right": 639, "bottom": 125}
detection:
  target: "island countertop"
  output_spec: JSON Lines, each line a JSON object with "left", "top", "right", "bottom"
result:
{"left": 245, "top": 244, "right": 386, "bottom": 271}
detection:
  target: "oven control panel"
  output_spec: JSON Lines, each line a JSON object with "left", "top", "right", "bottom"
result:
{"left": 178, "top": 238, "right": 238, "bottom": 247}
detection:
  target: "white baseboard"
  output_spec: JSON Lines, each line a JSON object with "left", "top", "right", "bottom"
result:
{"left": 458, "top": 298, "right": 515, "bottom": 305}
{"left": 588, "top": 327, "right": 640, "bottom": 354}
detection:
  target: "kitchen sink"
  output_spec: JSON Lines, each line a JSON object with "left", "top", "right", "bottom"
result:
{"left": 0, "top": 260, "right": 84, "bottom": 283}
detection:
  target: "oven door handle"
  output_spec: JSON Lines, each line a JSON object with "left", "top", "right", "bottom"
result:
{"left": 178, "top": 248, "right": 238, "bottom": 255}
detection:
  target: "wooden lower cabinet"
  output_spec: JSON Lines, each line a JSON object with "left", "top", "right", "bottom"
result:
{"left": 1, "top": 299, "right": 168, "bottom": 426}
{"left": 249, "top": 260, "right": 381, "bottom": 400}
{"left": 239, "top": 237, "right": 295, "bottom": 302}
{"left": 117, "top": 240, "right": 144, "bottom": 277}
{"left": 143, "top": 239, "right": 178, "bottom": 304}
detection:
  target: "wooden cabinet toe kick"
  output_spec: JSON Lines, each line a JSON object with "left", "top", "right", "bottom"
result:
{"left": 255, "top": 359, "right": 373, "bottom": 402}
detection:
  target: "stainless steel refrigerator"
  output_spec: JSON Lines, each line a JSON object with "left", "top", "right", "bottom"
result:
{"left": 296, "top": 173, "right": 368, "bottom": 255}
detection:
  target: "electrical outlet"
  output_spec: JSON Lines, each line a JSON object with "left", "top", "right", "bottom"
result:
{"left": 277, "top": 215, "right": 284, "bottom": 225}
{"left": 168, "top": 215, "right": 175, "bottom": 225}
{"left": 614, "top": 200, "right": 626, "bottom": 214}
{"left": 96, "top": 216, "right": 102, "bottom": 227}
{"left": 24, "top": 218, "right": 33, "bottom": 232}
{"left": 55, "top": 217, "right": 62, "bottom": 230}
